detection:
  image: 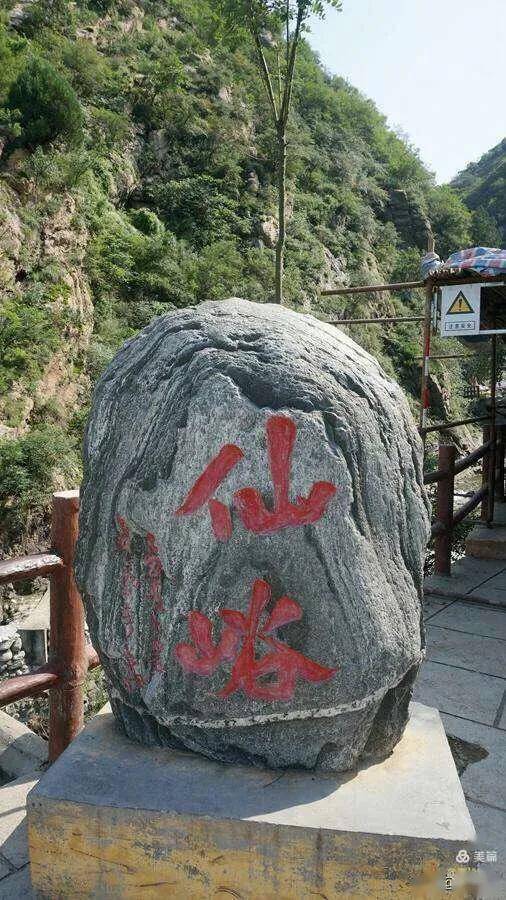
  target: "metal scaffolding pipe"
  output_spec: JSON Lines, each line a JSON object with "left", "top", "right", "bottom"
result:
{"left": 321, "top": 280, "right": 425, "bottom": 296}
{"left": 328, "top": 315, "right": 424, "bottom": 326}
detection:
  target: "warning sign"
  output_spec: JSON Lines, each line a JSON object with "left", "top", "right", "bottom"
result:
{"left": 440, "top": 283, "right": 481, "bottom": 337}
{"left": 441, "top": 282, "right": 506, "bottom": 337}
{"left": 447, "top": 291, "right": 474, "bottom": 315}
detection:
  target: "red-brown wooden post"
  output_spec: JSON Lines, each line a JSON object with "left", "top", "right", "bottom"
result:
{"left": 434, "top": 444, "right": 456, "bottom": 576}
{"left": 481, "top": 424, "right": 491, "bottom": 522}
{"left": 48, "top": 490, "right": 87, "bottom": 763}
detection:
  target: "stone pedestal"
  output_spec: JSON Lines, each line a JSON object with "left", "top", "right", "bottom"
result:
{"left": 27, "top": 703, "right": 475, "bottom": 899}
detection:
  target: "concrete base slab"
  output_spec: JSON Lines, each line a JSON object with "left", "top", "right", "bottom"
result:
{"left": 27, "top": 702, "right": 475, "bottom": 899}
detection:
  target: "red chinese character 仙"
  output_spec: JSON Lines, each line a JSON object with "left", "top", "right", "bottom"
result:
{"left": 175, "top": 415, "right": 337, "bottom": 540}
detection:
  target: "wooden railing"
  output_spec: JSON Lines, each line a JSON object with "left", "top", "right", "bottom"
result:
{"left": 424, "top": 423, "right": 506, "bottom": 576}
{"left": 0, "top": 491, "right": 99, "bottom": 762}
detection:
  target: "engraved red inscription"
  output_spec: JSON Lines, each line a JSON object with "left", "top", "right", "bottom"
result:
{"left": 116, "top": 516, "right": 143, "bottom": 689}
{"left": 145, "top": 532, "right": 165, "bottom": 674}
{"left": 116, "top": 517, "right": 166, "bottom": 687}
{"left": 234, "top": 415, "right": 337, "bottom": 534}
{"left": 174, "top": 579, "right": 337, "bottom": 701}
{"left": 175, "top": 444, "right": 243, "bottom": 541}
{"left": 175, "top": 415, "right": 337, "bottom": 540}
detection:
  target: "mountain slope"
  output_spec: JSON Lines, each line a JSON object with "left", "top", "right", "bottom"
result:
{"left": 0, "top": 0, "right": 479, "bottom": 552}
{"left": 452, "top": 138, "right": 506, "bottom": 244}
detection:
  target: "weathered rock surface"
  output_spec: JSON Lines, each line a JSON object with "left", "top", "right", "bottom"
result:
{"left": 0, "top": 625, "right": 28, "bottom": 677}
{"left": 76, "top": 298, "right": 430, "bottom": 772}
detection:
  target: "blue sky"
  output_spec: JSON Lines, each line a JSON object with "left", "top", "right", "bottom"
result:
{"left": 308, "top": 0, "right": 505, "bottom": 183}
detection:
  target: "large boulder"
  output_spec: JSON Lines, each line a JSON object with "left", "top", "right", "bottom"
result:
{"left": 75, "top": 298, "right": 430, "bottom": 772}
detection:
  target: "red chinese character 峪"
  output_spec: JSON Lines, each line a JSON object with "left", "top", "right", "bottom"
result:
{"left": 175, "top": 415, "right": 337, "bottom": 540}
{"left": 174, "top": 579, "right": 337, "bottom": 701}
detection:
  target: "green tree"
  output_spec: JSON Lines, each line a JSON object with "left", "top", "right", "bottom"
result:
{"left": 428, "top": 185, "right": 472, "bottom": 259}
{"left": 7, "top": 56, "right": 83, "bottom": 148}
{"left": 218, "top": 0, "right": 341, "bottom": 304}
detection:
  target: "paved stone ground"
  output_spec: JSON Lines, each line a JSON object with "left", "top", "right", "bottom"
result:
{"left": 0, "top": 595, "right": 505, "bottom": 898}
{"left": 415, "top": 594, "right": 506, "bottom": 896}
{"left": 425, "top": 557, "right": 506, "bottom": 606}
{"left": 0, "top": 773, "right": 37, "bottom": 898}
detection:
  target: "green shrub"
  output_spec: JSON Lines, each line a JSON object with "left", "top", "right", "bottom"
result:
{"left": 0, "top": 24, "right": 27, "bottom": 103}
{"left": 16, "top": 0, "right": 74, "bottom": 39}
{"left": 129, "top": 208, "right": 165, "bottom": 237}
{"left": 146, "top": 176, "right": 241, "bottom": 248}
{"left": 0, "top": 426, "right": 80, "bottom": 547}
{"left": 429, "top": 185, "right": 472, "bottom": 259}
{"left": 87, "top": 208, "right": 197, "bottom": 307}
{"left": 7, "top": 56, "right": 83, "bottom": 148}
{"left": 0, "top": 290, "right": 61, "bottom": 398}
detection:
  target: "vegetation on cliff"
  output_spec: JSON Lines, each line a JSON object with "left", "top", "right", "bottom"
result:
{"left": 0, "top": 0, "right": 499, "bottom": 551}
{"left": 452, "top": 138, "right": 506, "bottom": 245}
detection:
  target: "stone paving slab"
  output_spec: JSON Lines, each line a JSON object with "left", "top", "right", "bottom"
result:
{"left": 441, "top": 714, "right": 506, "bottom": 811}
{"left": 423, "top": 596, "right": 456, "bottom": 621}
{"left": 467, "top": 521, "right": 506, "bottom": 561}
{"left": 428, "top": 600, "right": 506, "bottom": 640}
{"left": 426, "top": 625, "right": 506, "bottom": 679}
{"left": 424, "top": 557, "right": 506, "bottom": 606}
{"left": 0, "top": 773, "right": 38, "bottom": 871}
{"left": 469, "top": 584, "right": 506, "bottom": 605}
{"left": 413, "top": 661, "right": 506, "bottom": 726}
{"left": 0, "top": 712, "right": 47, "bottom": 783}
{"left": 0, "top": 772, "right": 37, "bottom": 899}
{"left": 464, "top": 802, "right": 506, "bottom": 895}
{"left": 0, "top": 864, "right": 33, "bottom": 899}
{"left": 419, "top": 597, "right": 506, "bottom": 896}
{"left": 0, "top": 859, "right": 13, "bottom": 883}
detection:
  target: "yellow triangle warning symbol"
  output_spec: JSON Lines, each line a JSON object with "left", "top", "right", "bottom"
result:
{"left": 447, "top": 291, "right": 474, "bottom": 314}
